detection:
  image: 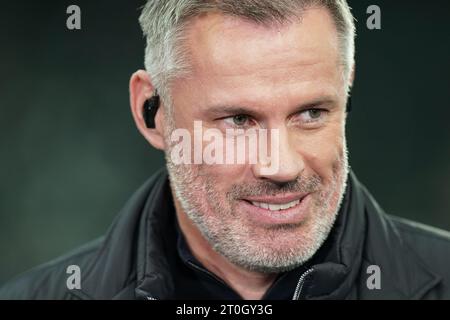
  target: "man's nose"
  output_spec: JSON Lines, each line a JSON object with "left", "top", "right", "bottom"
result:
{"left": 251, "top": 127, "right": 304, "bottom": 184}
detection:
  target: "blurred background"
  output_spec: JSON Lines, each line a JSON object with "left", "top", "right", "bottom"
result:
{"left": 0, "top": 0, "right": 449, "bottom": 284}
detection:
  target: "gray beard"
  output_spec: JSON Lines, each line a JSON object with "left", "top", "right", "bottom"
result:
{"left": 164, "top": 125, "right": 349, "bottom": 273}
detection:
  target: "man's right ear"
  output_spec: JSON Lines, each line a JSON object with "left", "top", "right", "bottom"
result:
{"left": 129, "top": 70, "right": 166, "bottom": 151}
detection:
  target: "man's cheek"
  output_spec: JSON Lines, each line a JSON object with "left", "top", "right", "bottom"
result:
{"left": 201, "top": 156, "right": 247, "bottom": 175}
{"left": 301, "top": 144, "right": 342, "bottom": 178}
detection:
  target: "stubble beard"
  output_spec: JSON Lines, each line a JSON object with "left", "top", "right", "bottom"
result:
{"left": 164, "top": 123, "right": 349, "bottom": 274}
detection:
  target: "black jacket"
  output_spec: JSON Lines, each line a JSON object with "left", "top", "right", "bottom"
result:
{"left": 1, "top": 168, "right": 450, "bottom": 300}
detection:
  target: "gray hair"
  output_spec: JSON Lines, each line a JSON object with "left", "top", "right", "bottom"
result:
{"left": 139, "top": 0, "right": 356, "bottom": 106}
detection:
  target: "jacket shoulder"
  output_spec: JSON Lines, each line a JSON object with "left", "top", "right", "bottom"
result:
{"left": 390, "top": 215, "right": 450, "bottom": 249}
{"left": 389, "top": 216, "right": 450, "bottom": 284}
{"left": 0, "top": 238, "right": 103, "bottom": 300}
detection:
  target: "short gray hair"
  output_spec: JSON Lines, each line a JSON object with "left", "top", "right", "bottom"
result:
{"left": 139, "top": 0, "right": 356, "bottom": 104}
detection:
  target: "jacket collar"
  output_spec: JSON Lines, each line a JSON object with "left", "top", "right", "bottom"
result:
{"left": 72, "top": 168, "right": 441, "bottom": 299}
{"left": 301, "top": 172, "right": 441, "bottom": 300}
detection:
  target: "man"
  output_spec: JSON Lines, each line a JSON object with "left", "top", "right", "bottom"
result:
{"left": 1, "top": 0, "right": 449, "bottom": 300}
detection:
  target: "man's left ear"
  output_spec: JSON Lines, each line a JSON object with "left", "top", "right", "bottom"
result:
{"left": 129, "top": 70, "right": 166, "bottom": 151}
{"left": 346, "top": 66, "right": 355, "bottom": 113}
{"left": 348, "top": 65, "right": 356, "bottom": 91}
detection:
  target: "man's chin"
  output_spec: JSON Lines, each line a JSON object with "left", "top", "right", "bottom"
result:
{"left": 209, "top": 221, "right": 322, "bottom": 273}
{"left": 235, "top": 260, "right": 305, "bottom": 274}
{"left": 217, "top": 241, "right": 310, "bottom": 274}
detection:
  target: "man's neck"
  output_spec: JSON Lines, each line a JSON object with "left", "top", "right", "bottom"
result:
{"left": 175, "top": 201, "right": 277, "bottom": 300}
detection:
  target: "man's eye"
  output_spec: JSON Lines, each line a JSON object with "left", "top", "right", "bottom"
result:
{"left": 224, "top": 114, "right": 253, "bottom": 127}
{"left": 300, "top": 109, "right": 326, "bottom": 122}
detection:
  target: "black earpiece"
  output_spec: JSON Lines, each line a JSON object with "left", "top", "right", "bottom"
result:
{"left": 143, "top": 90, "right": 160, "bottom": 128}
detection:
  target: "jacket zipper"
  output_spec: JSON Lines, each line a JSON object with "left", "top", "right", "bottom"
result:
{"left": 190, "top": 262, "right": 315, "bottom": 300}
{"left": 292, "top": 268, "right": 314, "bottom": 300}
{"left": 146, "top": 265, "right": 315, "bottom": 300}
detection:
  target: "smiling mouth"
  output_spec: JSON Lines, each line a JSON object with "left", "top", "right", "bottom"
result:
{"left": 242, "top": 193, "right": 309, "bottom": 212}
{"left": 249, "top": 199, "right": 300, "bottom": 211}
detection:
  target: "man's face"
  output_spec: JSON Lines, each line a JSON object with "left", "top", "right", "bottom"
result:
{"left": 165, "top": 7, "right": 349, "bottom": 273}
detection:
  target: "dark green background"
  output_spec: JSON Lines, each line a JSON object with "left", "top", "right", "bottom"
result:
{"left": 0, "top": 0, "right": 449, "bottom": 284}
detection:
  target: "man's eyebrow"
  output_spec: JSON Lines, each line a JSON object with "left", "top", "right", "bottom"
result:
{"left": 204, "top": 105, "right": 258, "bottom": 118}
{"left": 293, "top": 97, "right": 339, "bottom": 110}
{"left": 203, "top": 96, "right": 339, "bottom": 118}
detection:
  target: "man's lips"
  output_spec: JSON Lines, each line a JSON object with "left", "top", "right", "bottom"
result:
{"left": 239, "top": 193, "right": 312, "bottom": 225}
{"left": 241, "top": 193, "right": 310, "bottom": 212}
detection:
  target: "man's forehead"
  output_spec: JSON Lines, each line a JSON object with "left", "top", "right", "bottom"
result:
{"left": 183, "top": 7, "right": 340, "bottom": 77}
